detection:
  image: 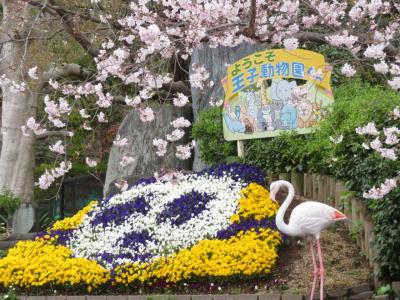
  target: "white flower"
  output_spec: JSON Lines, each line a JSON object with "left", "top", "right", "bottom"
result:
{"left": 68, "top": 170, "right": 246, "bottom": 269}
{"left": 329, "top": 134, "right": 343, "bottom": 144}
{"left": 85, "top": 157, "right": 98, "bottom": 167}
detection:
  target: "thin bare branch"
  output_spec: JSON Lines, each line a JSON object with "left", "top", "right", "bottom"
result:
{"left": 36, "top": 130, "right": 71, "bottom": 140}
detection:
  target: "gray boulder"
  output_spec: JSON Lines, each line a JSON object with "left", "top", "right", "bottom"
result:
{"left": 190, "top": 42, "right": 266, "bottom": 171}
{"left": 103, "top": 104, "right": 193, "bottom": 197}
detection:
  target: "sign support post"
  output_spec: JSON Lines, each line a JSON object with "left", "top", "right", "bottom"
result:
{"left": 237, "top": 140, "right": 245, "bottom": 159}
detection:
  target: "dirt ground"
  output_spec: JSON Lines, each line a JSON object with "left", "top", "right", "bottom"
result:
{"left": 269, "top": 222, "right": 372, "bottom": 294}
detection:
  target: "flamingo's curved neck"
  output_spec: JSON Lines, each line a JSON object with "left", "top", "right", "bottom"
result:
{"left": 275, "top": 180, "right": 297, "bottom": 236}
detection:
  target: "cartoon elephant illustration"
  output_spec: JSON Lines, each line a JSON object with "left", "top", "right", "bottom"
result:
{"left": 281, "top": 103, "right": 298, "bottom": 129}
{"left": 270, "top": 79, "right": 297, "bottom": 129}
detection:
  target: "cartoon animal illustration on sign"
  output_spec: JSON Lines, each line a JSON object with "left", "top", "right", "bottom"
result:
{"left": 270, "top": 79, "right": 297, "bottom": 129}
{"left": 223, "top": 107, "right": 245, "bottom": 133}
{"left": 298, "top": 101, "right": 314, "bottom": 128}
{"left": 281, "top": 102, "right": 298, "bottom": 129}
{"left": 256, "top": 105, "right": 274, "bottom": 131}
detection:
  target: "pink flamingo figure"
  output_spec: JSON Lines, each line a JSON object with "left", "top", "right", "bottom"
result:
{"left": 270, "top": 180, "right": 347, "bottom": 300}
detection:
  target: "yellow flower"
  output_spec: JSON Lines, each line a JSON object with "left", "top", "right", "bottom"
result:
{"left": 230, "top": 183, "right": 279, "bottom": 222}
{"left": 51, "top": 201, "right": 97, "bottom": 231}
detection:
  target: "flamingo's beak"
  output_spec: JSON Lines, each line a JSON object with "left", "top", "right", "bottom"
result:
{"left": 270, "top": 191, "right": 278, "bottom": 204}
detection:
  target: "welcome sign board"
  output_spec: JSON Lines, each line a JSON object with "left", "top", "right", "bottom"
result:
{"left": 222, "top": 49, "right": 334, "bottom": 141}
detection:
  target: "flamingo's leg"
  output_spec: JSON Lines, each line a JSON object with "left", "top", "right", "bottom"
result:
{"left": 317, "top": 239, "right": 325, "bottom": 300}
{"left": 310, "top": 240, "right": 318, "bottom": 300}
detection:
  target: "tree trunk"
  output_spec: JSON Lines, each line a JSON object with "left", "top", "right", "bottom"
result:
{"left": 0, "top": 0, "right": 37, "bottom": 203}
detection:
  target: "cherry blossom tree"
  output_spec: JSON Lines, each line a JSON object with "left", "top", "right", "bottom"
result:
{"left": 1, "top": 0, "right": 400, "bottom": 204}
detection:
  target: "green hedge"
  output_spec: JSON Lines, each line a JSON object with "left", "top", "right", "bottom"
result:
{"left": 191, "top": 80, "right": 400, "bottom": 281}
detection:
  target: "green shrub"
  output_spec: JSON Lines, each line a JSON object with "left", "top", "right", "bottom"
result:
{"left": 245, "top": 132, "right": 308, "bottom": 173}
{"left": 0, "top": 189, "right": 21, "bottom": 223}
{"left": 191, "top": 107, "right": 236, "bottom": 165}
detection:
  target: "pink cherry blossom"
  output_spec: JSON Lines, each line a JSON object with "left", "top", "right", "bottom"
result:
{"left": 283, "top": 38, "right": 299, "bottom": 50}
{"left": 374, "top": 61, "right": 389, "bottom": 74}
{"left": 388, "top": 77, "right": 400, "bottom": 90}
{"left": 85, "top": 157, "right": 98, "bottom": 167}
{"left": 166, "top": 129, "right": 185, "bottom": 142}
{"left": 153, "top": 138, "right": 168, "bottom": 157}
{"left": 97, "top": 112, "right": 108, "bottom": 123}
{"left": 28, "top": 66, "right": 39, "bottom": 80}
{"left": 37, "top": 170, "right": 55, "bottom": 190}
{"left": 120, "top": 156, "right": 135, "bottom": 167}
{"left": 79, "top": 109, "right": 90, "bottom": 119}
{"left": 356, "top": 122, "right": 380, "bottom": 135}
{"left": 363, "top": 178, "right": 397, "bottom": 200}
{"left": 190, "top": 65, "right": 210, "bottom": 89}
{"left": 115, "top": 178, "right": 128, "bottom": 191}
{"left": 139, "top": 107, "right": 155, "bottom": 122}
{"left": 364, "top": 44, "right": 386, "bottom": 59}
{"left": 173, "top": 93, "right": 190, "bottom": 107}
{"left": 341, "top": 63, "right": 356, "bottom": 77}
{"left": 49, "top": 140, "right": 65, "bottom": 154}
{"left": 170, "top": 117, "right": 191, "bottom": 128}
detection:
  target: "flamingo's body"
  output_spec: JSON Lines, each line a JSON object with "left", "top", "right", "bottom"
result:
{"left": 270, "top": 180, "right": 347, "bottom": 300}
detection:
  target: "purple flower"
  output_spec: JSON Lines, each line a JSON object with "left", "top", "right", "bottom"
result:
{"left": 157, "top": 190, "right": 213, "bottom": 226}
{"left": 200, "top": 163, "right": 265, "bottom": 185}
{"left": 90, "top": 196, "right": 150, "bottom": 227}
{"left": 216, "top": 217, "right": 277, "bottom": 240}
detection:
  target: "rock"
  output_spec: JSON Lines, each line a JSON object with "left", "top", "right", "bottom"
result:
{"left": 327, "top": 288, "right": 349, "bottom": 299}
{"left": 349, "top": 291, "right": 374, "bottom": 300}
{"left": 281, "top": 294, "right": 305, "bottom": 300}
{"left": 392, "top": 281, "right": 400, "bottom": 298}
{"left": 191, "top": 295, "right": 213, "bottom": 300}
{"left": 103, "top": 104, "right": 193, "bottom": 197}
{"left": 190, "top": 42, "right": 267, "bottom": 171}
{"left": 11, "top": 203, "right": 34, "bottom": 234}
{"left": 258, "top": 294, "right": 281, "bottom": 300}
{"left": 374, "top": 295, "right": 389, "bottom": 300}
{"left": 349, "top": 284, "right": 373, "bottom": 295}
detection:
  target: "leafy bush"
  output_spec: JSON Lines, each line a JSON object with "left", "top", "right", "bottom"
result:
{"left": 245, "top": 132, "right": 308, "bottom": 173}
{"left": 191, "top": 107, "right": 236, "bottom": 164}
{"left": 0, "top": 190, "right": 21, "bottom": 223}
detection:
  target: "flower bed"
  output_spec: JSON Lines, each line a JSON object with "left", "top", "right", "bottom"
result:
{"left": 0, "top": 164, "right": 281, "bottom": 293}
